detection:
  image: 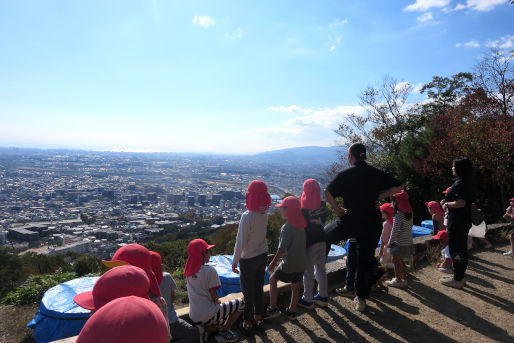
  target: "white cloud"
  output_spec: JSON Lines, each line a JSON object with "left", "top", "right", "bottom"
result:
{"left": 486, "top": 35, "right": 514, "bottom": 49}
{"left": 404, "top": 0, "right": 451, "bottom": 12}
{"left": 456, "top": 40, "right": 480, "bottom": 48}
{"left": 412, "top": 83, "right": 424, "bottom": 94}
{"left": 466, "top": 0, "right": 507, "bottom": 11}
{"left": 417, "top": 12, "right": 434, "bottom": 22}
{"left": 394, "top": 81, "right": 412, "bottom": 93}
{"left": 225, "top": 28, "right": 244, "bottom": 40}
{"left": 266, "top": 105, "right": 364, "bottom": 130}
{"left": 192, "top": 16, "right": 215, "bottom": 27}
{"left": 329, "top": 18, "right": 348, "bottom": 28}
{"left": 330, "top": 45, "right": 336, "bottom": 52}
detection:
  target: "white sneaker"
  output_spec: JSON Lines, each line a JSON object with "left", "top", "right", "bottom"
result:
{"left": 503, "top": 250, "right": 513, "bottom": 256}
{"left": 438, "top": 267, "right": 453, "bottom": 274}
{"left": 386, "top": 278, "right": 407, "bottom": 288}
{"left": 354, "top": 296, "right": 366, "bottom": 312}
{"left": 440, "top": 277, "right": 464, "bottom": 289}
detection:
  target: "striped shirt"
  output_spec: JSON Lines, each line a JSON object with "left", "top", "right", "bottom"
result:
{"left": 389, "top": 211, "right": 413, "bottom": 246}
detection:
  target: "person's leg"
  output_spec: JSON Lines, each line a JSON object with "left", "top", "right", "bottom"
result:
{"left": 346, "top": 240, "right": 357, "bottom": 290}
{"left": 269, "top": 276, "right": 278, "bottom": 308}
{"left": 239, "top": 257, "right": 256, "bottom": 323}
{"left": 448, "top": 222, "right": 470, "bottom": 281}
{"left": 289, "top": 282, "right": 301, "bottom": 312}
{"left": 253, "top": 253, "right": 266, "bottom": 321}
{"left": 169, "top": 319, "right": 200, "bottom": 343}
{"left": 302, "top": 245, "right": 316, "bottom": 302}
{"left": 314, "top": 241, "right": 328, "bottom": 298}
{"left": 355, "top": 240, "right": 375, "bottom": 299}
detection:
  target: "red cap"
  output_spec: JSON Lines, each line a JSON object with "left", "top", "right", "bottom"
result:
{"left": 433, "top": 230, "right": 448, "bottom": 241}
{"left": 246, "top": 180, "right": 271, "bottom": 212}
{"left": 74, "top": 265, "right": 150, "bottom": 311}
{"left": 76, "top": 296, "right": 168, "bottom": 343}
{"left": 425, "top": 201, "right": 445, "bottom": 217}
{"left": 300, "top": 179, "right": 321, "bottom": 210}
{"left": 150, "top": 251, "right": 164, "bottom": 285}
{"left": 102, "top": 244, "right": 161, "bottom": 297}
{"left": 442, "top": 187, "right": 451, "bottom": 194}
{"left": 393, "top": 190, "right": 412, "bottom": 214}
{"left": 380, "top": 203, "right": 394, "bottom": 224}
{"left": 509, "top": 198, "right": 514, "bottom": 202}
{"left": 276, "top": 196, "right": 306, "bottom": 229}
{"left": 184, "top": 239, "right": 214, "bottom": 277}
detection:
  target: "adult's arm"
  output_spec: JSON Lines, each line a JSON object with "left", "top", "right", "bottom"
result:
{"left": 324, "top": 189, "right": 346, "bottom": 217}
{"left": 377, "top": 185, "right": 404, "bottom": 201}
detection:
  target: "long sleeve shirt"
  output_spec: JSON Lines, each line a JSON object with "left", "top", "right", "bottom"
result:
{"left": 232, "top": 210, "right": 268, "bottom": 265}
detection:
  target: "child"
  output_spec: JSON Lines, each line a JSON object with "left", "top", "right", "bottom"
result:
{"left": 426, "top": 201, "right": 446, "bottom": 235}
{"left": 185, "top": 239, "right": 243, "bottom": 343}
{"left": 151, "top": 251, "right": 200, "bottom": 343}
{"left": 385, "top": 190, "right": 413, "bottom": 289}
{"left": 503, "top": 198, "right": 514, "bottom": 257}
{"left": 433, "top": 230, "right": 453, "bottom": 273}
{"left": 231, "top": 180, "right": 271, "bottom": 335}
{"left": 298, "top": 179, "right": 329, "bottom": 309}
{"left": 266, "top": 196, "right": 306, "bottom": 321}
{"left": 76, "top": 296, "right": 169, "bottom": 343}
{"left": 378, "top": 203, "right": 394, "bottom": 270}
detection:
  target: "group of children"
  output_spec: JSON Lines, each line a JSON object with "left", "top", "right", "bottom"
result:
{"left": 70, "top": 180, "right": 514, "bottom": 343}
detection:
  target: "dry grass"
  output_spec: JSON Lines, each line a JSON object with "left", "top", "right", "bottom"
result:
{"left": 0, "top": 305, "right": 37, "bottom": 343}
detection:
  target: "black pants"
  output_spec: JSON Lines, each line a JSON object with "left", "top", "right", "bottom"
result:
{"left": 355, "top": 238, "right": 379, "bottom": 299}
{"left": 239, "top": 253, "right": 266, "bottom": 321}
{"left": 448, "top": 220, "right": 471, "bottom": 281}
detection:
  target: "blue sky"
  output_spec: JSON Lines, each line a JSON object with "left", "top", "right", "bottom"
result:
{"left": 0, "top": 0, "right": 512, "bottom": 154}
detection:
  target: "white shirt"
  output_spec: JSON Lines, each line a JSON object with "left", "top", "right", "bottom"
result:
{"left": 232, "top": 210, "right": 268, "bottom": 264}
{"left": 186, "top": 264, "right": 221, "bottom": 323}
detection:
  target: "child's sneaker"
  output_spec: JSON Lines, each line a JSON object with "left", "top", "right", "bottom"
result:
{"left": 503, "top": 250, "right": 513, "bottom": 256}
{"left": 263, "top": 306, "right": 281, "bottom": 320}
{"left": 386, "top": 278, "right": 407, "bottom": 288}
{"left": 440, "top": 277, "right": 464, "bottom": 289}
{"left": 438, "top": 267, "right": 453, "bottom": 274}
{"left": 215, "top": 330, "right": 238, "bottom": 343}
{"left": 297, "top": 297, "right": 314, "bottom": 309}
{"left": 312, "top": 294, "right": 329, "bottom": 307}
{"left": 280, "top": 307, "right": 297, "bottom": 321}
{"left": 354, "top": 296, "right": 366, "bottom": 312}
{"left": 335, "top": 286, "right": 355, "bottom": 298}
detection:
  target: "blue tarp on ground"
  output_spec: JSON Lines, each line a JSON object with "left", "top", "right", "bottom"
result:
{"left": 27, "top": 276, "right": 99, "bottom": 343}
{"left": 421, "top": 220, "right": 434, "bottom": 230}
{"left": 412, "top": 225, "right": 433, "bottom": 237}
{"left": 210, "top": 244, "right": 347, "bottom": 297}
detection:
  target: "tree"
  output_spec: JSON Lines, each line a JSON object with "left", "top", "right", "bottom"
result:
{"left": 335, "top": 76, "right": 424, "bottom": 173}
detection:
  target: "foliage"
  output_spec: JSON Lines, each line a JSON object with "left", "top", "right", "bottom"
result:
{"left": 73, "top": 254, "right": 107, "bottom": 277}
{"left": 2, "top": 269, "right": 76, "bottom": 305}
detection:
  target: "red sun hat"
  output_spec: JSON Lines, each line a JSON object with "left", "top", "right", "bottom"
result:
{"left": 300, "top": 178, "right": 321, "bottom": 210}
{"left": 276, "top": 196, "right": 306, "bottom": 229}
{"left": 509, "top": 198, "right": 514, "bottom": 201}
{"left": 74, "top": 265, "right": 150, "bottom": 311}
{"left": 102, "top": 244, "right": 162, "bottom": 297}
{"left": 433, "top": 230, "right": 448, "bottom": 241}
{"left": 380, "top": 203, "right": 394, "bottom": 224}
{"left": 76, "top": 296, "right": 168, "bottom": 343}
{"left": 425, "top": 201, "right": 445, "bottom": 217}
{"left": 246, "top": 180, "right": 271, "bottom": 212}
{"left": 442, "top": 187, "right": 451, "bottom": 194}
{"left": 150, "top": 251, "right": 164, "bottom": 285}
{"left": 184, "top": 239, "right": 215, "bottom": 277}
{"left": 393, "top": 190, "right": 412, "bottom": 214}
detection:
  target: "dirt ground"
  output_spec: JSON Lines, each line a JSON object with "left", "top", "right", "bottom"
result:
{"left": 1, "top": 244, "right": 512, "bottom": 343}
{"left": 241, "top": 245, "right": 514, "bottom": 343}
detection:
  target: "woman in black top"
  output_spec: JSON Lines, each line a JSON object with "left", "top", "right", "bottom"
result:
{"left": 440, "top": 157, "right": 473, "bottom": 289}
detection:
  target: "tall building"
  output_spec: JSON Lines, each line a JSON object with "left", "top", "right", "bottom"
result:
{"left": 198, "top": 194, "right": 206, "bottom": 206}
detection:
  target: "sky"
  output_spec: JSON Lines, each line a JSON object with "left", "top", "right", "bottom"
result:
{"left": 0, "top": 0, "right": 512, "bottom": 154}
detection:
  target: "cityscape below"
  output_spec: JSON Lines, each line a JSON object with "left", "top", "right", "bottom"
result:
{"left": 0, "top": 146, "right": 341, "bottom": 259}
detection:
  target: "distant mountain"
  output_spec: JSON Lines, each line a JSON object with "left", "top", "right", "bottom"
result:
{"left": 250, "top": 146, "right": 343, "bottom": 165}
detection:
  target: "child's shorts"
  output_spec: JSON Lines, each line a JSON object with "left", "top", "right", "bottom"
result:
{"left": 272, "top": 269, "right": 303, "bottom": 283}
{"left": 203, "top": 298, "right": 244, "bottom": 327}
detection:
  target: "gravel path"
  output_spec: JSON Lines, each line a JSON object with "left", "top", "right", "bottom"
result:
{"left": 241, "top": 245, "right": 514, "bottom": 343}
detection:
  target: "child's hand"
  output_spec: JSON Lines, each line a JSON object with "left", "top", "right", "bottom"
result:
{"left": 231, "top": 262, "right": 239, "bottom": 274}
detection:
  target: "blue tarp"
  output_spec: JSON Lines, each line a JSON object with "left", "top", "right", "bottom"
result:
{"left": 27, "top": 276, "right": 99, "bottom": 343}
{"left": 412, "top": 225, "right": 433, "bottom": 237}
{"left": 210, "top": 244, "right": 347, "bottom": 297}
{"left": 421, "top": 220, "right": 434, "bottom": 230}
